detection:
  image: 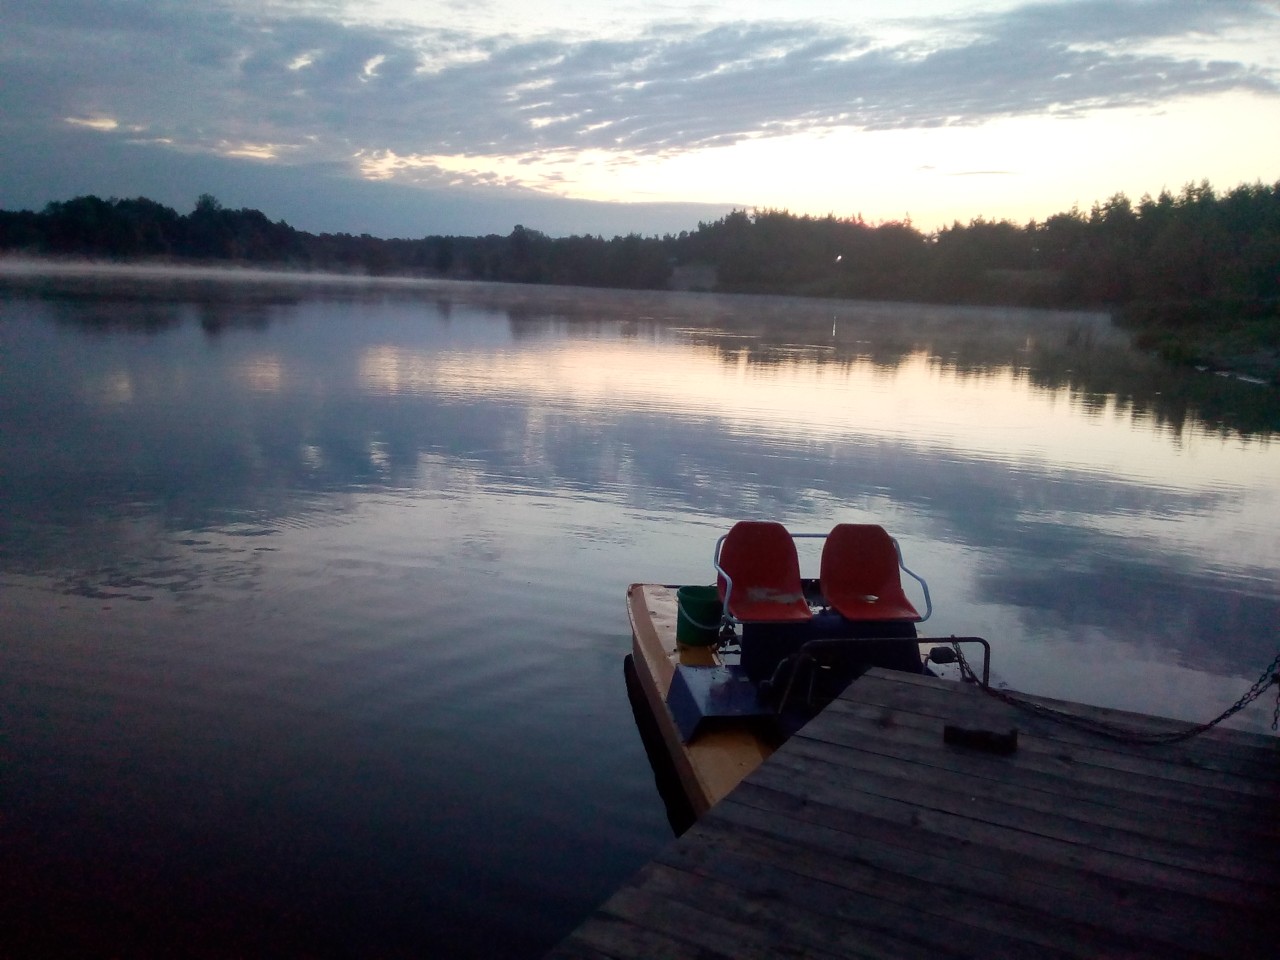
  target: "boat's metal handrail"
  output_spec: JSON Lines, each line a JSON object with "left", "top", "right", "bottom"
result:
{"left": 891, "top": 536, "right": 933, "bottom": 622}
{"left": 930, "top": 636, "right": 990, "bottom": 685}
{"left": 711, "top": 532, "right": 734, "bottom": 626}
{"left": 712, "top": 529, "right": 931, "bottom": 625}
{"left": 771, "top": 634, "right": 992, "bottom": 714}
{"left": 793, "top": 635, "right": 989, "bottom": 683}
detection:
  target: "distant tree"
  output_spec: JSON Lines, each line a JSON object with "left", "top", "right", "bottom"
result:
{"left": 183, "top": 195, "right": 234, "bottom": 258}
{"left": 504, "top": 224, "right": 546, "bottom": 282}
{"left": 4, "top": 178, "right": 1279, "bottom": 339}
{"left": 114, "top": 197, "right": 181, "bottom": 255}
{"left": 0, "top": 208, "right": 42, "bottom": 249}
{"left": 433, "top": 237, "right": 455, "bottom": 274}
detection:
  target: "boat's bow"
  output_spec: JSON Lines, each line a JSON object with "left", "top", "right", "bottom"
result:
{"left": 626, "top": 583, "right": 775, "bottom": 816}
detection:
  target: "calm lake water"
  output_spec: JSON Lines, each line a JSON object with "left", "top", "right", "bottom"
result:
{"left": 2, "top": 264, "right": 1278, "bottom": 958}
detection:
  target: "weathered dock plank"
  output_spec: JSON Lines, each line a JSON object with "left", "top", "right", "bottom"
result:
{"left": 816, "top": 695, "right": 1280, "bottom": 818}
{"left": 549, "top": 668, "right": 1279, "bottom": 960}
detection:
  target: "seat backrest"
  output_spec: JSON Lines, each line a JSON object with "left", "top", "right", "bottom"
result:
{"left": 715, "top": 521, "right": 811, "bottom": 622}
{"left": 819, "top": 523, "right": 921, "bottom": 622}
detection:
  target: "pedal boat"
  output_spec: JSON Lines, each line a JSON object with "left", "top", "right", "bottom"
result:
{"left": 626, "top": 521, "right": 989, "bottom": 821}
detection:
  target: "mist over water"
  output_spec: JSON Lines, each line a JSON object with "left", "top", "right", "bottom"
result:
{"left": 2, "top": 266, "right": 1277, "bottom": 958}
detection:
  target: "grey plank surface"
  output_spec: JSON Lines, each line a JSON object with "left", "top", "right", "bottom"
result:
{"left": 549, "top": 669, "right": 1279, "bottom": 960}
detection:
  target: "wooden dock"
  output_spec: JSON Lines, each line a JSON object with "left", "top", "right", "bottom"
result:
{"left": 549, "top": 668, "right": 1279, "bottom": 959}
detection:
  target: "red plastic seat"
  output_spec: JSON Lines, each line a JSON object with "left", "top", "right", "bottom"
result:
{"left": 820, "top": 523, "right": 923, "bottom": 622}
{"left": 715, "top": 521, "right": 812, "bottom": 622}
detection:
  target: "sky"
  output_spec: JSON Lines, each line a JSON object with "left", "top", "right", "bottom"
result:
{"left": 1, "top": 0, "right": 1278, "bottom": 238}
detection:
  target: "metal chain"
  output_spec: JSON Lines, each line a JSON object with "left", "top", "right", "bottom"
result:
{"left": 951, "top": 645, "right": 1280, "bottom": 745}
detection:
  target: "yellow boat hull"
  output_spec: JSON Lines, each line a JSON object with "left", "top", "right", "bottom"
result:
{"left": 626, "top": 583, "right": 775, "bottom": 817}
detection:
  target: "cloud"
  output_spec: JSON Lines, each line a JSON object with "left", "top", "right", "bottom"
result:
{"left": 3, "top": 0, "right": 1275, "bottom": 166}
{"left": 0, "top": 0, "right": 1277, "bottom": 233}
{"left": 0, "top": 121, "right": 737, "bottom": 236}
{"left": 963, "top": 0, "right": 1268, "bottom": 45}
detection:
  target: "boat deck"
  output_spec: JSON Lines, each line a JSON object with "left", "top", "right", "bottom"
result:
{"left": 549, "top": 668, "right": 1280, "bottom": 959}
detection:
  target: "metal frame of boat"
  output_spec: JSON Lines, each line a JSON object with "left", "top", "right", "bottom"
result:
{"left": 627, "top": 522, "right": 991, "bottom": 819}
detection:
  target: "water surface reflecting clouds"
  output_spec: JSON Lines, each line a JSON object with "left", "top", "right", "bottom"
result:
{"left": 1, "top": 266, "right": 1276, "bottom": 958}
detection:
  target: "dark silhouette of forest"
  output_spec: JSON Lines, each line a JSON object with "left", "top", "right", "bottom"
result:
{"left": 2, "top": 182, "right": 1278, "bottom": 376}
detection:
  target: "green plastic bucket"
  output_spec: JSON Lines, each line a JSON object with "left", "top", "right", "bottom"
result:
{"left": 676, "top": 585, "right": 722, "bottom": 647}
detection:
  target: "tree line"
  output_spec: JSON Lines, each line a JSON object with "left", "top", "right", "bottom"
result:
{"left": 0, "top": 193, "right": 672, "bottom": 290}
{"left": 2, "top": 181, "right": 1278, "bottom": 339}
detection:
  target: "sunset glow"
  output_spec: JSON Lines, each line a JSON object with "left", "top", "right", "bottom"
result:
{"left": 2, "top": 1, "right": 1275, "bottom": 236}
{"left": 359, "top": 336, "right": 1275, "bottom": 491}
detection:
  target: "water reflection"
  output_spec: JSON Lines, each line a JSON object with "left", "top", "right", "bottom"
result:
{"left": 1, "top": 267, "right": 1277, "bottom": 958}
{"left": 2, "top": 271, "right": 1276, "bottom": 679}
{"left": 236, "top": 355, "right": 286, "bottom": 393}
{"left": 10, "top": 265, "right": 1279, "bottom": 436}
